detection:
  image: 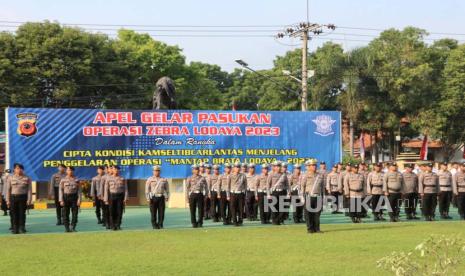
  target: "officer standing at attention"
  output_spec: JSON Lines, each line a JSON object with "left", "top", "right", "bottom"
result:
{"left": 245, "top": 164, "right": 258, "bottom": 221}
{"left": 281, "top": 162, "right": 292, "bottom": 221}
{"left": 267, "top": 161, "right": 289, "bottom": 225}
{"left": 104, "top": 166, "right": 128, "bottom": 230}
{"left": 383, "top": 163, "right": 404, "bottom": 222}
{"left": 240, "top": 163, "right": 248, "bottom": 174}
{"left": 228, "top": 162, "right": 247, "bottom": 226}
{"left": 437, "top": 162, "right": 453, "bottom": 219}
{"left": 326, "top": 164, "right": 342, "bottom": 214}
{"left": 290, "top": 164, "right": 303, "bottom": 223}
{"left": 5, "top": 163, "right": 32, "bottom": 234}
{"left": 100, "top": 165, "right": 112, "bottom": 229}
{"left": 452, "top": 163, "right": 465, "bottom": 220}
{"left": 318, "top": 161, "right": 328, "bottom": 191}
{"left": 300, "top": 159, "right": 324, "bottom": 234}
{"left": 59, "top": 166, "right": 82, "bottom": 232}
{"left": 402, "top": 164, "right": 419, "bottom": 220}
{"left": 90, "top": 166, "right": 105, "bottom": 225}
{"left": 418, "top": 163, "right": 440, "bottom": 221}
{"left": 203, "top": 163, "right": 212, "bottom": 220}
{"left": 186, "top": 164, "right": 208, "bottom": 228}
{"left": 366, "top": 163, "right": 385, "bottom": 221}
{"left": 49, "top": 164, "right": 67, "bottom": 225}
{"left": 218, "top": 163, "right": 232, "bottom": 225}
{"left": 0, "top": 169, "right": 7, "bottom": 216}
{"left": 2, "top": 169, "right": 12, "bottom": 230}
{"left": 145, "top": 165, "right": 169, "bottom": 229}
{"left": 209, "top": 165, "right": 221, "bottom": 222}
{"left": 340, "top": 163, "right": 352, "bottom": 216}
{"left": 255, "top": 164, "right": 270, "bottom": 224}
{"left": 343, "top": 164, "right": 366, "bottom": 223}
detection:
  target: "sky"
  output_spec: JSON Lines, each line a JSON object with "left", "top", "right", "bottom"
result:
{"left": 1, "top": 0, "right": 464, "bottom": 71}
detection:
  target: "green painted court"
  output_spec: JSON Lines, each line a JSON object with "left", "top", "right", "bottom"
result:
{"left": 0, "top": 207, "right": 464, "bottom": 275}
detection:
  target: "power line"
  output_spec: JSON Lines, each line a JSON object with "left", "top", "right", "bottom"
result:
{"left": 0, "top": 20, "right": 292, "bottom": 28}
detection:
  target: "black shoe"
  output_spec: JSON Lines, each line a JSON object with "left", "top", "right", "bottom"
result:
{"left": 193, "top": 223, "right": 198, "bottom": 228}
{"left": 56, "top": 220, "right": 63, "bottom": 226}
{"left": 65, "top": 226, "right": 71, "bottom": 233}
{"left": 106, "top": 225, "right": 111, "bottom": 230}
{"left": 307, "top": 230, "right": 315, "bottom": 234}
{"left": 97, "top": 219, "right": 103, "bottom": 224}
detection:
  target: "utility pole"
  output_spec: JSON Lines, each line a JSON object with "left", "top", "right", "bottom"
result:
{"left": 276, "top": 23, "right": 335, "bottom": 111}
{"left": 301, "top": 29, "right": 308, "bottom": 111}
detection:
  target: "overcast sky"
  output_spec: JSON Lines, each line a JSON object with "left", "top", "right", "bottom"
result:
{"left": 1, "top": 0, "right": 464, "bottom": 71}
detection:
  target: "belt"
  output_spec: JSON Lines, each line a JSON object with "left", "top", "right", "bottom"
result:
{"left": 371, "top": 184, "right": 382, "bottom": 187}
{"left": 424, "top": 184, "right": 436, "bottom": 187}
{"left": 110, "top": 192, "right": 124, "bottom": 196}
{"left": 232, "top": 191, "right": 244, "bottom": 194}
{"left": 458, "top": 185, "right": 465, "bottom": 188}
{"left": 330, "top": 184, "right": 339, "bottom": 187}
{"left": 257, "top": 189, "right": 265, "bottom": 193}
{"left": 11, "top": 194, "right": 27, "bottom": 197}
{"left": 211, "top": 189, "right": 219, "bottom": 192}
{"left": 273, "top": 189, "right": 283, "bottom": 192}
{"left": 388, "top": 189, "right": 401, "bottom": 193}
{"left": 153, "top": 194, "right": 164, "bottom": 197}
{"left": 191, "top": 191, "right": 202, "bottom": 194}
{"left": 349, "top": 188, "right": 363, "bottom": 192}
{"left": 440, "top": 185, "right": 451, "bottom": 187}
{"left": 247, "top": 189, "right": 256, "bottom": 192}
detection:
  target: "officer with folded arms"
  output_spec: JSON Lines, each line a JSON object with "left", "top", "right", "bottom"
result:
{"left": 186, "top": 164, "right": 208, "bottom": 228}
{"left": 59, "top": 166, "right": 82, "bottom": 232}
{"left": 145, "top": 165, "right": 169, "bottom": 229}
{"left": 6, "top": 163, "right": 32, "bottom": 234}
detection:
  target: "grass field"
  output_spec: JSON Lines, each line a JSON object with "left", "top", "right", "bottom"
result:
{"left": 0, "top": 207, "right": 464, "bottom": 275}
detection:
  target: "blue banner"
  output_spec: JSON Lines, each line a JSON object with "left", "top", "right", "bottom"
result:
{"left": 6, "top": 108, "right": 341, "bottom": 181}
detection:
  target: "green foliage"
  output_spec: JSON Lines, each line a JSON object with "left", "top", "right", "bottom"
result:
{"left": 0, "top": 22, "right": 464, "bottom": 152}
{"left": 342, "top": 154, "right": 361, "bottom": 165}
{"left": 377, "top": 235, "right": 465, "bottom": 276}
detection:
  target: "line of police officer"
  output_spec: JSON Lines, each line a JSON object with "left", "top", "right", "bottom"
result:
{"left": 2, "top": 160, "right": 465, "bottom": 234}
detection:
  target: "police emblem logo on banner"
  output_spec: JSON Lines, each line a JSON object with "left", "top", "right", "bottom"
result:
{"left": 312, "top": 115, "right": 336, "bottom": 137}
{"left": 16, "top": 113, "right": 39, "bottom": 137}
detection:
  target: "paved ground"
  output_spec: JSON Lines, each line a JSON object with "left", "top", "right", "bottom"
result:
{"left": 0, "top": 206, "right": 462, "bottom": 235}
